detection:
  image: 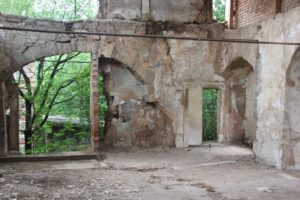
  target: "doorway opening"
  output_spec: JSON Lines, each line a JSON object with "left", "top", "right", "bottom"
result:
{"left": 202, "top": 88, "right": 218, "bottom": 142}
{"left": 14, "top": 52, "right": 96, "bottom": 154}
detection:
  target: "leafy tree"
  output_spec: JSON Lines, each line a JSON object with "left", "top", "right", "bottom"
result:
{"left": 0, "top": 0, "right": 33, "bottom": 16}
{"left": 31, "top": 0, "right": 98, "bottom": 20}
{"left": 0, "top": 0, "right": 104, "bottom": 154}
{"left": 213, "top": 0, "right": 226, "bottom": 22}
{"left": 16, "top": 53, "right": 108, "bottom": 154}
{"left": 202, "top": 89, "right": 218, "bottom": 141}
{"left": 17, "top": 53, "right": 81, "bottom": 152}
{"left": 0, "top": 0, "right": 98, "bottom": 20}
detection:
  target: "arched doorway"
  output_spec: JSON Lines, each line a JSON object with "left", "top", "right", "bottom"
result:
{"left": 224, "top": 57, "right": 256, "bottom": 145}
{"left": 99, "top": 57, "right": 175, "bottom": 148}
{"left": 283, "top": 47, "right": 300, "bottom": 169}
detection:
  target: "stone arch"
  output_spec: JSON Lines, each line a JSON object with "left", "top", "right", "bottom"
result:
{"left": 0, "top": 14, "right": 179, "bottom": 149}
{"left": 223, "top": 57, "right": 256, "bottom": 144}
{"left": 283, "top": 47, "right": 300, "bottom": 169}
{"left": 2, "top": 30, "right": 176, "bottom": 149}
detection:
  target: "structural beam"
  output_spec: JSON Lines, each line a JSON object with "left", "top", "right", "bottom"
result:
{"left": 0, "top": 27, "right": 300, "bottom": 46}
{"left": 274, "top": 0, "right": 281, "bottom": 14}
{"left": 90, "top": 53, "right": 100, "bottom": 152}
{"left": 0, "top": 82, "right": 8, "bottom": 155}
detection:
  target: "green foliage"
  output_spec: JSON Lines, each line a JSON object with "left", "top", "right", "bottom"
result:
{"left": 202, "top": 89, "right": 218, "bottom": 141}
{"left": 48, "top": 54, "right": 108, "bottom": 131}
{"left": 140, "top": 12, "right": 152, "bottom": 22}
{"left": 0, "top": 0, "right": 33, "bottom": 16}
{"left": 213, "top": 0, "right": 226, "bottom": 22}
{"left": 0, "top": 0, "right": 98, "bottom": 20}
{"left": 18, "top": 52, "right": 108, "bottom": 154}
{"left": 48, "top": 53, "right": 91, "bottom": 121}
{"left": 1, "top": 0, "right": 106, "bottom": 154}
{"left": 31, "top": 122, "right": 91, "bottom": 154}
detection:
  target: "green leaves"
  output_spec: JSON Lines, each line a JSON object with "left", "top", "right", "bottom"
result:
{"left": 19, "top": 52, "right": 108, "bottom": 154}
{"left": 0, "top": 0, "right": 98, "bottom": 20}
{"left": 213, "top": 0, "right": 226, "bottom": 23}
{"left": 202, "top": 89, "right": 218, "bottom": 141}
{"left": 0, "top": 0, "right": 33, "bottom": 16}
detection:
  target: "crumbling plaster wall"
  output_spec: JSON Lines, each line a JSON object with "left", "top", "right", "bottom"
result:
{"left": 284, "top": 48, "right": 300, "bottom": 170}
{"left": 0, "top": 12, "right": 225, "bottom": 149}
{"left": 0, "top": 47, "right": 12, "bottom": 82}
{"left": 101, "top": 61, "right": 174, "bottom": 147}
{"left": 241, "top": 8, "right": 300, "bottom": 169}
{"left": 98, "top": 0, "right": 213, "bottom": 23}
{"left": 0, "top": 5, "right": 300, "bottom": 169}
{"left": 223, "top": 59, "right": 255, "bottom": 144}
{"left": 221, "top": 6, "right": 300, "bottom": 168}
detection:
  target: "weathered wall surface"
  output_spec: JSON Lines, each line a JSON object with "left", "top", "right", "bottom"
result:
{"left": 98, "top": 0, "right": 213, "bottom": 23}
{"left": 251, "top": 8, "right": 300, "bottom": 169}
{"left": 223, "top": 58, "right": 254, "bottom": 143}
{"left": 222, "top": 6, "right": 300, "bottom": 168}
{"left": 283, "top": 48, "right": 300, "bottom": 169}
{"left": 101, "top": 61, "right": 174, "bottom": 147}
{"left": 98, "top": 0, "right": 142, "bottom": 20}
{"left": 0, "top": 47, "right": 11, "bottom": 81}
{"left": 0, "top": 12, "right": 224, "bottom": 149}
{"left": 1, "top": 4, "right": 300, "bottom": 169}
{"left": 282, "top": 0, "right": 300, "bottom": 12}
{"left": 245, "top": 71, "right": 256, "bottom": 145}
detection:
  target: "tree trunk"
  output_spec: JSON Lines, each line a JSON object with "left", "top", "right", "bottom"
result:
{"left": 24, "top": 100, "right": 33, "bottom": 154}
{"left": 24, "top": 129, "right": 32, "bottom": 154}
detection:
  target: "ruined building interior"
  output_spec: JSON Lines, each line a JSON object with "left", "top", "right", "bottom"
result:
{"left": 0, "top": 0, "right": 300, "bottom": 199}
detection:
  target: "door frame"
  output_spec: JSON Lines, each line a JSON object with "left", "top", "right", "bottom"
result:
{"left": 183, "top": 81, "right": 225, "bottom": 147}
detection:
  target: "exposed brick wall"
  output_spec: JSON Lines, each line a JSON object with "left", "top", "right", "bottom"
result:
{"left": 234, "top": 0, "right": 300, "bottom": 28}
{"left": 282, "top": 0, "right": 300, "bottom": 12}
{"left": 234, "top": 0, "right": 273, "bottom": 28}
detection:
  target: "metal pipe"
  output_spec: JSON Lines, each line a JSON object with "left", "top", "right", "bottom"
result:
{"left": 0, "top": 26, "right": 299, "bottom": 46}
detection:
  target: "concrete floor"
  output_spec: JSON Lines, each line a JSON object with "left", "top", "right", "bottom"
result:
{"left": 0, "top": 144, "right": 300, "bottom": 200}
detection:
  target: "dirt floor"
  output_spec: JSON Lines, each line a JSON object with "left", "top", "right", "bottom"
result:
{"left": 0, "top": 144, "right": 300, "bottom": 200}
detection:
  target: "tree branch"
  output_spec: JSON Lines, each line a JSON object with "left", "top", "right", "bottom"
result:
{"left": 33, "top": 58, "right": 45, "bottom": 96}
{"left": 38, "top": 79, "right": 75, "bottom": 128}
{"left": 53, "top": 95, "right": 76, "bottom": 106}
{"left": 19, "top": 68, "right": 32, "bottom": 98}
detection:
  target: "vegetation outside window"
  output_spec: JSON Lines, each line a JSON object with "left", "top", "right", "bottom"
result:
{"left": 213, "top": 0, "right": 226, "bottom": 23}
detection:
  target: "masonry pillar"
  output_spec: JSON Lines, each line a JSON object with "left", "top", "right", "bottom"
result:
{"left": 90, "top": 53, "right": 100, "bottom": 152}
{"left": 7, "top": 82, "right": 19, "bottom": 152}
{"left": 0, "top": 82, "right": 8, "bottom": 155}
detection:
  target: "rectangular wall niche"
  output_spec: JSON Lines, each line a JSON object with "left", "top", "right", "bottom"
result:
{"left": 184, "top": 86, "right": 203, "bottom": 147}
{"left": 202, "top": 88, "right": 218, "bottom": 142}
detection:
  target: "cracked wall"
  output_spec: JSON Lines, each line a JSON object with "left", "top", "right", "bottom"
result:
{"left": 0, "top": 4, "right": 300, "bottom": 169}
{"left": 223, "top": 58, "right": 256, "bottom": 144}
{"left": 101, "top": 59, "right": 174, "bottom": 147}
{"left": 283, "top": 48, "right": 300, "bottom": 170}
{"left": 98, "top": 0, "right": 213, "bottom": 23}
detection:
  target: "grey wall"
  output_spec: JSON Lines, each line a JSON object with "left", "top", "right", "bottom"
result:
{"left": 98, "top": 0, "right": 212, "bottom": 23}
